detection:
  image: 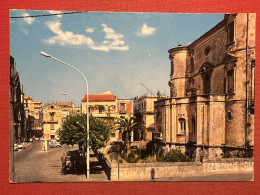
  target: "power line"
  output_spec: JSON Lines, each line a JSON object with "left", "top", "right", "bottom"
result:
{"left": 10, "top": 11, "right": 86, "bottom": 19}
{"left": 140, "top": 83, "right": 155, "bottom": 96}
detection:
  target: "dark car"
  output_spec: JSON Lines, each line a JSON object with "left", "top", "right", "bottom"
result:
{"left": 61, "top": 150, "right": 85, "bottom": 174}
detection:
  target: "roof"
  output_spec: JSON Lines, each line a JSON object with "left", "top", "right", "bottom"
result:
{"left": 56, "top": 102, "right": 73, "bottom": 107}
{"left": 82, "top": 94, "right": 116, "bottom": 102}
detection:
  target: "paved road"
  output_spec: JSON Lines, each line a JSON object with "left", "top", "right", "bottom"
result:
{"left": 13, "top": 140, "right": 109, "bottom": 183}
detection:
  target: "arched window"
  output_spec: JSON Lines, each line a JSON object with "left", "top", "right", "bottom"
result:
{"left": 178, "top": 118, "right": 186, "bottom": 135}
{"left": 203, "top": 74, "right": 211, "bottom": 94}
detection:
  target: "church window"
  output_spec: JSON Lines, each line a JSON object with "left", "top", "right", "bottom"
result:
{"left": 157, "top": 112, "right": 162, "bottom": 132}
{"left": 190, "top": 57, "right": 194, "bottom": 72}
{"left": 227, "top": 112, "right": 232, "bottom": 120}
{"left": 203, "top": 74, "right": 211, "bottom": 94}
{"left": 228, "top": 21, "right": 235, "bottom": 43}
{"left": 192, "top": 118, "right": 196, "bottom": 135}
{"left": 178, "top": 118, "right": 186, "bottom": 135}
{"left": 228, "top": 69, "right": 234, "bottom": 93}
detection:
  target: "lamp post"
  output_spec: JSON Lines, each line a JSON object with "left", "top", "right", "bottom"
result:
{"left": 61, "top": 92, "right": 82, "bottom": 114}
{"left": 40, "top": 51, "right": 90, "bottom": 179}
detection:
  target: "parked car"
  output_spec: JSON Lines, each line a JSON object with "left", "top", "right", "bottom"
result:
{"left": 29, "top": 138, "right": 33, "bottom": 142}
{"left": 49, "top": 140, "right": 61, "bottom": 148}
{"left": 14, "top": 144, "right": 18, "bottom": 151}
{"left": 56, "top": 142, "right": 61, "bottom": 147}
{"left": 61, "top": 150, "right": 85, "bottom": 174}
{"left": 17, "top": 143, "right": 25, "bottom": 149}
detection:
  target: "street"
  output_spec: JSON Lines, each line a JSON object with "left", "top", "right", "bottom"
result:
{"left": 13, "top": 140, "right": 109, "bottom": 183}
{"left": 12, "top": 141, "right": 254, "bottom": 183}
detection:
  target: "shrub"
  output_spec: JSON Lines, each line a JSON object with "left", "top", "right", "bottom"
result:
{"left": 141, "top": 155, "right": 157, "bottom": 163}
{"left": 108, "top": 151, "right": 119, "bottom": 161}
{"left": 126, "top": 152, "right": 140, "bottom": 163}
{"left": 158, "top": 149, "right": 191, "bottom": 162}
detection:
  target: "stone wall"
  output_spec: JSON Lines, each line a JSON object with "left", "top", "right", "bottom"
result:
{"left": 95, "top": 148, "right": 253, "bottom": 181}
{"left": 109, "top": 158, "right": 253, "bottom": 181}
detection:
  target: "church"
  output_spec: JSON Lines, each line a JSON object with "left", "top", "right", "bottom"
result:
{"left": 154, "top": 13, "right": 255, "bottom": 161}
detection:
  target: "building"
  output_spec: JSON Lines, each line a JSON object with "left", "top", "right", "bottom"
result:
{"left": 42, "top": 102, "right": 81, "bottom": 140}
{"left": 154, "top": 13, "right": 255, "bottom": 161}
{"left": 10, "top": 56, "right": 25, "bottom": 144}
{"left": 81, "top": 91, "right": 133, "bottom": 141}
{"left": 24, "top": 95, "right": 43, "bottom": 139}
{"left": 10, "top": 55, "right": 25, "bottom": 181}
{"left": 133, "top": 94, "right": 165, "bottom": 141}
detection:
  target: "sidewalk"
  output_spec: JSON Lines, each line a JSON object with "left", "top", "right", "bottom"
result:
{"left": 83, "top": 149, "right": 109, "bottom": 182}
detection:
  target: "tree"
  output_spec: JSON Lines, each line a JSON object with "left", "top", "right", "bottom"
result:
{"left": 57, "top": 114, "right": 111, "bottom": 150}
{"left": 116, "top": 116, "right": 137, "bottom": 154}
{"left": 133, "top": 112, "right": 146, "bottom": 141}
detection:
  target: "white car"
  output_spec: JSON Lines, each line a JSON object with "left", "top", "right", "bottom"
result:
{"left": 34, "top": 137, "right": 40, "bottom": 141}
{"left": 14, "top": 144, "right": 18, "bottom": 151}
{"left": 49, "top": 140, "right": 61, "bottom": 148}
{"left": 17, "top": 143, "right": 25, "bottom": 149}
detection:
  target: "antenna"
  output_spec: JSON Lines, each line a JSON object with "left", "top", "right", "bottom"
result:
{"left": 140, "top": 83, "right": 155, "bottom": 96}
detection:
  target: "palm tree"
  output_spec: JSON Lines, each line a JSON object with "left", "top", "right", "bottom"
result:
{"left": 116, "top": 116, "right": 137, "bottom": 154}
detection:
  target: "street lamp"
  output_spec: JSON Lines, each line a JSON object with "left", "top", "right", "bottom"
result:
{"left": 40, "top": 51, "right": 90, "bottom": 179}
{"left": 61, "top": 91, "right": 81, "bottom": 104}
{"left": 61, "top": 92, "right": 82, "bottom": 113}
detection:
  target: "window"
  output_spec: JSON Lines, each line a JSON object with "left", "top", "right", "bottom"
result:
{"left": 227, "top": 112, "right": 232, "bottom": 120}
{"left": 204, "top": 46, "right": 210, "bottom": 56}
{"left": 228, "top": 21, "right": 235, "bottom": 43}
{"left": 50, "top": 135, "right": 55, "bottom": 139}
{"left": 170, "top": 59, "right": 174, "bottom": 76}
{"left": 178, "top": 118, "right": 186, "bottom": 135}
{"left": 98, "top": 106, "right": 104, "bottom": 114}
{"left": 203, "top": 74, "right": 211, "bottom": 94}
{"left": 119, "top": 103, "right": 126, "bottom": 114}
{"left": 157, "top": 112, "right": 162, "bottom": 132}
{"left": 251, "top": 60, "right": 255, "bottom": 68}
{"left": 50, "top": 112, "right": 54, "bottom": 121}
{"left": 228, "top": 69, "right": 234, "bottom": 93}
{"left": 88, "top": 106, "right": 91, "bottom": 113}
{"left": 190, "top": 58, "right": 194, "bottom": 72}
{"left": 50, "top": 124, "right": 54, "bottom": 130}
{"left": 192, "top": 118, "right": 196, "bottom": 135}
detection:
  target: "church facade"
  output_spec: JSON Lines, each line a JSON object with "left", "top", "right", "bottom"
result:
{"left": 154, "top": 13, "right": 255, "bottom": 161}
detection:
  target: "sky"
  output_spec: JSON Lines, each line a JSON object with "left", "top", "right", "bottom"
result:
{"left": 10, "top": 10, "right": 224, "bottom": 107}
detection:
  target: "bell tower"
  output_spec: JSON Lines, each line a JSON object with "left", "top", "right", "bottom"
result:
{"left": 168, "top": 45, "right": 188, "bottom": 98}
